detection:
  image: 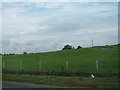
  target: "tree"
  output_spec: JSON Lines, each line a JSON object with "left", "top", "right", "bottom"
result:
{"left": 23, "top": 52, "right": 27, "bottom": 54}
{"left": 62, "top": 44, "right": 74, "bottom": 50}
{"left": 77, "top": 46, "right": 82, "bottom": 49}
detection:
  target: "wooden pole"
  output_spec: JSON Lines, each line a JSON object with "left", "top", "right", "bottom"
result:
{"left": 96, "top": 60, "right": 99, "bottom": 72}
{"left": 20, "top": 61, "right": 22, "bottom": 71}
{"left": 3, "top": 61, "right": 5, "bottom": 69}
{"left": 39, "top": 61, "right": 41, "bottom": 72}
{"left": 66, "top": 61, "right": 68, "bottom": 71}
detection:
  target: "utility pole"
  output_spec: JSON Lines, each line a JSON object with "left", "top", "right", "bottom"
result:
{"left": 91, "top": 39, "right": 94, "bottom": 47}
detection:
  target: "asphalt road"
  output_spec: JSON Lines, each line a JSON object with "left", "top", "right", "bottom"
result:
{"left": 2, "top": 81, "right": 64, "bottom": 88}
{"left": 2, "top": 81, "right": 119, "bottom": 90}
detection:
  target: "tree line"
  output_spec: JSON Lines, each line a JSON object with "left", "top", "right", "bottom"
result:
{"left": 62, "top": 44, "right": 82, "bottom": 50}
{"left": 1, "top": 44, "right": 82, "bottom": 55}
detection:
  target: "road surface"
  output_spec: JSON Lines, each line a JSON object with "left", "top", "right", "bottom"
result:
{"left": 2, "top": 81, "right": 118, "bottom": 90}
{"left": 2, "top": 81, "right": 64, "bottom": 88}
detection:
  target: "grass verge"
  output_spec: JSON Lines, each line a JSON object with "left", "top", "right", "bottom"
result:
{"left": 3, "top": 74, "right": 118, "bottom": 88}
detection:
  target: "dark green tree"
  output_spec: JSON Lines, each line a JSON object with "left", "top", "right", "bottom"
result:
{"left": 23, "top": 52, "right": 27, "bottom": 54}
{"left": 62, "top": 44, "right": 74, "bottom": 50}
{"left": 77, "top": 46, "right": 82, "bottom": 49}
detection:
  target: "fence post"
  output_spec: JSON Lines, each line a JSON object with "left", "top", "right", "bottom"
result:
{"left": 39, "top": 61, "right": 41, "bottom": 72}
{"left": 20, "top": 61, "right": 22, "bottom": 71}
{"left": 96, "top": 60, "right": 99, "bottom": 72}
{"left": 66, "top": 61, "right": 68, "bottom": 71}
{"left": 3, "top": 61, "right": 5, "bottom": 69}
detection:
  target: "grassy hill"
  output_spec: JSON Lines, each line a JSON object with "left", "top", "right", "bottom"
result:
{"left": 92, "top": 44, "right": 119, "bottom": 49}
{"left": 2, "top": 45, "right": 118, "bottom": 74}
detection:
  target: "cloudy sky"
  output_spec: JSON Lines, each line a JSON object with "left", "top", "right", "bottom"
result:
{"left": 1, "top": 2, "right": 118, "bottom": 54}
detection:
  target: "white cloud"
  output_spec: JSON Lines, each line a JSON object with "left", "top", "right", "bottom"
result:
{"left": 1, "top": 0, "right": 119, "bottom": 2}
{"left": 0, "top": 3, "right": 2, "bottom": 53}
{"left": 2, "top": 2, "right": 118, "bottom": 53}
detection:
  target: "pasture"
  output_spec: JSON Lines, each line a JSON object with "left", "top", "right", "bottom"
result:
{"left": 2, "top": 47, "right": 118, "bottom": 74}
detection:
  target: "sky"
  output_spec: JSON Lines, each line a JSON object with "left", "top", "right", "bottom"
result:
{"left": 1, "top": 2, "right": 118, "bottom": 54}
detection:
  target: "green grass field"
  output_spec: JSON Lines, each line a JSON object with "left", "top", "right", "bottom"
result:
{"left": 2, "top": 46, "right": 118, "bottom": 73}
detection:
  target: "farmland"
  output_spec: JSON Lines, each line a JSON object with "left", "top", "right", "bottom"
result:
{"left": 2, "top": 45, "right": 118, "bottom": 74}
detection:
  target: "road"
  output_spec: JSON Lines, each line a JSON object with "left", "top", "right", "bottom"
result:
{"left": 2, "top": 81, "right": 64, "bottom": 88}
{"left": 2, "top": 81, "right": 118, "bottom": 90}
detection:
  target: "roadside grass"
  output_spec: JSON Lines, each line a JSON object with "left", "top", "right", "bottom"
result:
{"left": 3, "top": 74, "right": 118, "bottom": 88}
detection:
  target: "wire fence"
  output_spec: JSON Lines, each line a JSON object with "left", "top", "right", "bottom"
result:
{"left": 2, "top": 60, "right": 118, "bottom": 77}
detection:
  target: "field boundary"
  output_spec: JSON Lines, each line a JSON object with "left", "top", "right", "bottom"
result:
{"left": 2, "top": 70, "right": 119, "bottom": 77}
{"left": 2, "top": 74, "right": 118, "bottom": 88}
